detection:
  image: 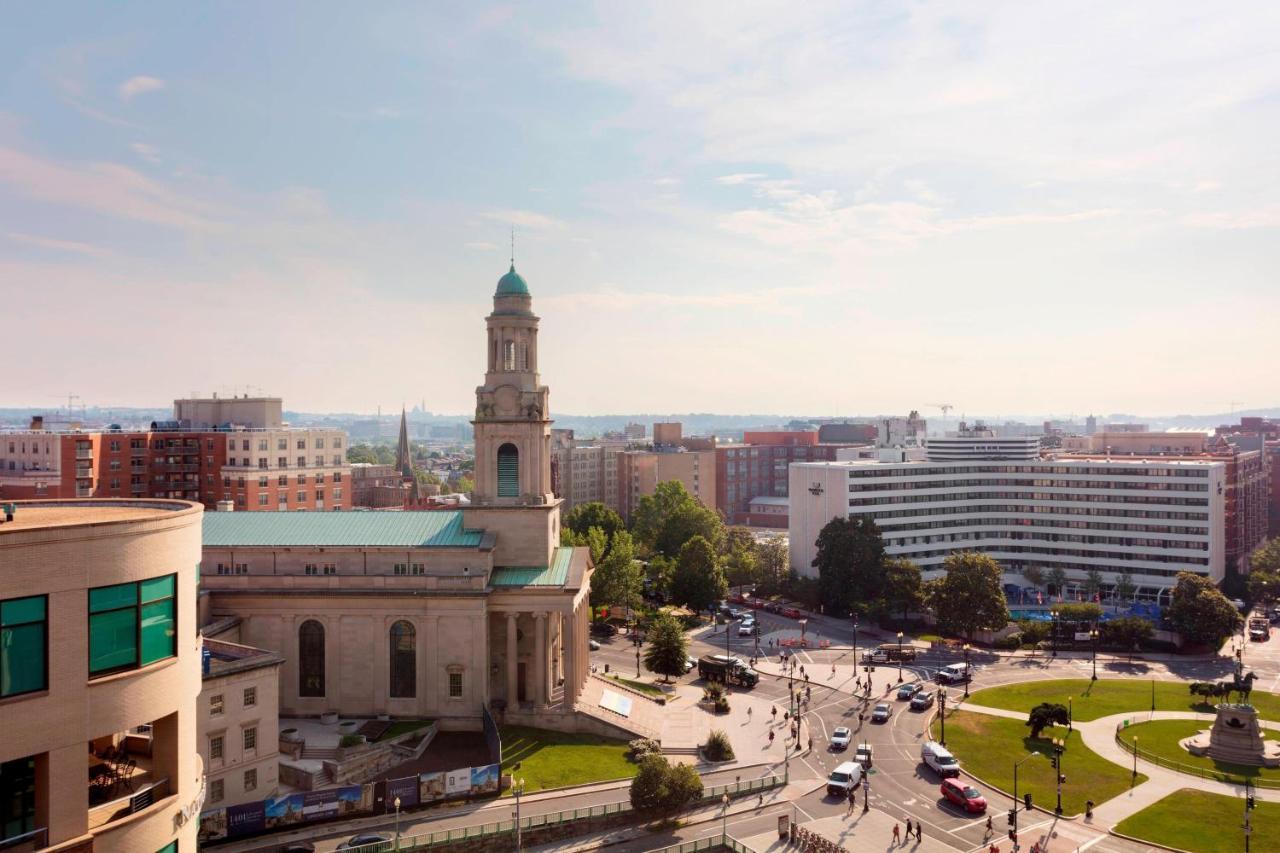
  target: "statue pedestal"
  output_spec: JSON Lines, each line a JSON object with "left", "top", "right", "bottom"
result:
{"left": 1182, "top": 704, "right": 1280, "bottom": 767}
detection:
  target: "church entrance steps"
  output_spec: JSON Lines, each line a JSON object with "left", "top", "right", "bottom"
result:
{"left": 574, "top": 674, "right": 664, "bottom": 740}
{"left": 301, "top": 747, "right": 338, "bottom": 760}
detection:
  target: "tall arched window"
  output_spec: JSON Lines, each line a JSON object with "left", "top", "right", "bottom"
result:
{"left": 503, "top": 340, "right": 516, "bottom": 371}
{"left": 299, "top": 620, "right": 325, "bottom": 697}
{"left": 389, "top": 620, "right": 416, "bottom": 698}
{"left": 497, "top": 443, "right": 519, "bottom": 497}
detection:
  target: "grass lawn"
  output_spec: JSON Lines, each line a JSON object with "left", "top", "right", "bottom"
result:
{"left": 500, "top": 725, "right": 637, "bottom": 794}
{"left": 933, "top": 710, "right": 1146, "bottom": 815}
{"left": 1117, "top": 719, "right": 1280, "bottom": 784}
{"left": 1115, "top": 788, "right": 1278, "bottom": 853}
{"left": 967, "top": 679, "right": 1280, "bottom": 722}
{"left": 375, "top": 720, "right": 433, "bottom": 741}
{"left": 605, "top": 673, "right": 666, "bottom": 698}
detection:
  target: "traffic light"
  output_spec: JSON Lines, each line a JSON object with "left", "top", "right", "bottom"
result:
{"left": 1050, "top": 754, "right": 1058, "bottom": 770}
{"left": 1009, "top": 830, "right": 1017, "bottom": 842}
{"left": 1007, "top": 810, "right": 1015, "bottom": 827}
{"left": 1059, "top": 774, "right": 1067, "bottom": 784}
{"left": 1024, "top": 793, "right": 1033, "bottom": 811}
{"left": 1248, "top": 795, "right": 1256, "bottom": 810}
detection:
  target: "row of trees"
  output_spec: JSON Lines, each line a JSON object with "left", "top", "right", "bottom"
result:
{"left": 1019, "top": 564, "right": 1138, "bottom": 602}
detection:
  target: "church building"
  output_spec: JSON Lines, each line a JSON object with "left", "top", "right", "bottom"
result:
{"left": 198, "top": 264, "right": 596, "bottom": 729}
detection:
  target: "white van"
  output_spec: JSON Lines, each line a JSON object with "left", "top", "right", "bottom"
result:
{"left": 826, "top": 761, "right": 863, "bottom": 797}
{"left": 921, "top": 740, "right": 960, "bottom": 778}
{"left": 937, "top": 662, "right": 972, "bottom": 684}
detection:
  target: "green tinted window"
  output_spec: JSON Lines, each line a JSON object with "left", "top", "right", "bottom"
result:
{"left": 90, "top": 609, "right": 137, "bottom": 673}
{"left": 0, "top": 597, "right": 44, "bottom": 626}
{"left": 140, "top": 600, "right": 175, "bottom": 665}
{"left": 1, "top": 624, "right": 45, "bottom": 695}
{"left": 156, "top": 841, "right": 177, "bottom": 853}
{"left": 90, "top": 583, "right": 136, "bottom": 613}
{"left": 140, "top": 575, "right": 174, "bottom": 604}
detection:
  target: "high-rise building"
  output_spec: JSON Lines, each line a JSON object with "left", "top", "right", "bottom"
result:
{"left": 616, "top": 444, "right": 716, "bottom": 520}
{"left": 551, "top": 430, "right": 628, "bottom": 514}
{"left": 716, "top": 431, "right": 857, "bottom": 527}
{"left": 0, "top": 499, "right": 203, "bottom": 851}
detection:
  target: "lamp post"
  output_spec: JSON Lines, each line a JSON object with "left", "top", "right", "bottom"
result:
{"left": 513, "top": 773, "right": 526, "bottom": 851}
{"left": 962, "top": 644, "right": 971, "bottom": 698}
{"left": 1090, "top": 628, "right": 1099, "bottom": 681}
{"left": 1050, "top": 609, "right": 1060, "bottom": 658}
{"left": 721, "top": 793, "right": 730, "bottom": 839}
{"left": 1012, "top": 752, "right": 1043, "bottom": 851}
{"left": 852, "top": 614, "right": 859, "bottom": 669}
{"left": 394, "top": 796, "right": 402, "bottom": 851}
{"left": 938, "top": 687, "right": 948, "bottom": 746}
{"left": 1132, "top": 736, "right": 1139, "bottom": 779}
{"left": 897, "top": 631, "right": 904, "bottom": 683}
{"left": 1054, "top": 744, "right": 1065, "bottom": 815}
{"left": 634, "top": 622, "right": 643, "bottom": 677}
{"left": 863, "top": 770, "right": 870, "bottom": 813}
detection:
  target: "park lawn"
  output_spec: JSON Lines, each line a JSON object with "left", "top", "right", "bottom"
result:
{"left": 1115, "top": 788, "right": 1278, "bottom": 853}
{"left": 968, "top": 679, "right": 1280, "bottom": 722}
{"left": 933, "top": 711, "right": 1146, "bottom": 815}
{"left": 500, "top": 725, "right": 637, "bottom": 794}
{"left": 606, "top": 673, "right": 667, "bottom": 698}
{"left": 1117, "top": 719, "right": 1280, "bottom": 783}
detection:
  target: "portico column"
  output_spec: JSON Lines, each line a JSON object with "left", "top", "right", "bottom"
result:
{"left": 506, "top": 612, "right": 518, "bottom": 706}
{"left": 563, "top": 609, "right": 575, "bottom": 702}
{"left": 424, "top": 615, "right": 439, "bottom": 715}
{"left": 535, "top": 612, "right": 548, "bottom": 705}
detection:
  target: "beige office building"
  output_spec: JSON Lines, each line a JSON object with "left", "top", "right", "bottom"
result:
{"left": 0, "top": 499, "right": 203, "bottom": 852}
{"left": 616, "top": 447, "right": 717, "bottom": 520}
{"left": 197, "top": 638, "right": 283, "bottom": 811}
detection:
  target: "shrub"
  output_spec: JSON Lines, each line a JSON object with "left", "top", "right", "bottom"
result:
{"left": 703, "top": 730, "right": 735, "bottom": 761}
{"left": 339, "top": 734, "right": 365, "bottom": 748}
{"left": 995, "top": 633, "right": 1023, "bottom": 651}
{"left": 714, "top": 696, "right": 730, "bottom": 714}
{"left": 630, "top": 754, "right": 704, "bottom": 819}
{"left": 702, "top": 682, "right": 725, "bottom": 702}
{"left": 1017, "top": 620, "right": 1050, "bottom": 644}
{"left": 627, "top": 738, "right": 662, "bottom": 762}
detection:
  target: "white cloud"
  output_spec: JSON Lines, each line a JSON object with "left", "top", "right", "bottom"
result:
{"left": 5, "top": 231, "right": 112, "bottom": 258}
{"left": 716, "top": 173, "right": 767, "bottom": 186}
{"left": 118, "top": 75, "right": 165, "bottom": 101}
{"left": 130, "top": 142, "right": 161, "bottom": 163}
{"left": 479, "top": 209, "right": 566, "bottom": 230}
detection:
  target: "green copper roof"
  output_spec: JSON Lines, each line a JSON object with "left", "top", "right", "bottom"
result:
{"left": 202, "top": 511, "right": 484, "bottom": 548}
{"left": 495, "top": 263, "right": 530, "bottom": 297}
{"left": 489, "top": 546, "right": 573, "bottom": 587}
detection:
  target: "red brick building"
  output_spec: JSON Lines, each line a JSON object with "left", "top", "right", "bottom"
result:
{"left": 716, "top": 431, "right": 861, "bottom": 527}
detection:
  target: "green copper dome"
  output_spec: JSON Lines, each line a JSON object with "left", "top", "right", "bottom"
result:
{"left": 496, "top": 263, "right": 530, "bottom": 297}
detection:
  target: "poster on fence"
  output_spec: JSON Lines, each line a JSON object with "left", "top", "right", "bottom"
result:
{"left": 198, "top": 807, "right": 228, "bottom": 843}
{"left": 445, "top": 767, "right": 471, "bottom": 795}
{"left": 387, "top": 775, "right": 419, "bottom": 809}
{"left": 470, "top": 763, "right": 500, "bottom": 794}
{"left": 227, "top": 800, "right": 266, "bottom": 836}
{"left": 419, "top": 771, "right": 446, "bottom": 802}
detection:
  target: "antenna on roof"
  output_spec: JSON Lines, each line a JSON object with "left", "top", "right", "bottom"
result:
{"left": 510, "top": 226, "right": 516, "bottom": 265}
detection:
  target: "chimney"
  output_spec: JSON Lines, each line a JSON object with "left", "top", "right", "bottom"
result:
{"left": 29, "top": 415, "right": 43, "bottom": 431}
{"left": 216, "top": 500, "right": 235, "bottom": 512}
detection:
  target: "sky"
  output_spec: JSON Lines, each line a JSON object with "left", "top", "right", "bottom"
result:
{"left": 1, "top": 2, "right": 1278, "bottom": 417}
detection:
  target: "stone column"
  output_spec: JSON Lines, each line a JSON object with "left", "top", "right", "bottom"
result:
{"left": 535, "top": 612, "right": 548, "bottom": 706}
{"left": 562, "top": 608, "right": 575, "bottom": 703}
{"left": 424, "top": 614, "right": 439, "bottom": 715}
{"left": 506, "top": 612, "right": 519, "bottom": 706}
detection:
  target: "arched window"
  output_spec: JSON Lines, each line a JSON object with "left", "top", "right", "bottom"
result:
{"left": 503, "top": 340, "right": 516, "bottom": 371}
{"left": 299, "top": 620, "right": 325, "bottom": 697}
{"left": 497, "top": 443, "right": 519, "bottom": 497}
{"left": 519, "top": 342, "right": 528, "bottom": 371}
{"left": 389, "top": 620, "right": 416, "bottom": 698}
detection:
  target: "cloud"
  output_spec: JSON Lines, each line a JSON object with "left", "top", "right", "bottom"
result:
{"left": 479, "top": 209, "right": 567, "bottom": 230}
{"left": 118, "top": 75, "right": 165, "bottom": 100}
{"left": 1181, "top": 208, "right": 1280, "bottom": 230}
{"left": 653, "top": 177, "right": 681, "bottom": 187}
{"left": 5, "top": 231, "right": 112, "bottom": 259}
{"left": 130, "top": 142, "right": 161, "bottom": 163}
{"left": 716, "top": 173, "right": 767, "bottom": 186}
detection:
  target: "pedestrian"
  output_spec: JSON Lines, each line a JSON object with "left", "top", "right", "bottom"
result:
{"left": 747, "top": 705, "right": 753, "bottom": 719}
{"left": 985, "top": 815, "right": 993, "bottom": 836}
{"left": 915, "top": 822, "right": 921, "bottom": 842}
{"left": 832, "top": 663, "right": 836, "bottom": 678}
{"left": 905, "top": 819, "right": 913, "bottom": 839}
{"left": 808, "top": 735, "right": 813, "bottom": 751}
{"left": 772, "top": 705, "right": 777, "bottom": 720}
{"left": 892, "top": 823, "right": 901, "bottom": 844}
{"left": 768, "top": 729, "right": 775, "bottom": 744}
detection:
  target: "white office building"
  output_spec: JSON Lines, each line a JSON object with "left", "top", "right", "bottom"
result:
{"left": 788, "top": 449, "right": 1226, "bottom": 601}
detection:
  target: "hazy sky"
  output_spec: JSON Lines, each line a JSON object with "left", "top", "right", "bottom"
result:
{"left": 2, "top": 3, "right": 1278, "bottom": 417}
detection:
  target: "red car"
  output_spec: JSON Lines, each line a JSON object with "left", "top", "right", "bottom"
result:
{"left": 780, "top": 607, "right": 803, "bottom": 619}
{"left": 940, "top": 778, "right": 987, "bottom": 814}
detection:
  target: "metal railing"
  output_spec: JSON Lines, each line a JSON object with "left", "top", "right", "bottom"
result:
{"left": 339, "top": 773, "right": 783, "bottom": 852}
{"left": 651, "top": 834, "right": 757, "bottom": 852}
{"left": 0, "top": 827, "right": 48, "bottom": 851}
{"left": 1114, "top": 723, "right": 1280, "bottom": 788}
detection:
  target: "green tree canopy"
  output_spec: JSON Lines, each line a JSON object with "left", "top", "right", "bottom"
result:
{"left": 1047, "top": 566, "right": 1068, "bottom": 595}
{"left": 812, "top": 516, "right": 887, "bottom": 615}
{"left": 754, "top": 535, "right": 789, "bottom": 595}
{"left": 590, "top": 531, "right": 643, "bottom": 617}
{"left": 926, "top": 552, "right": 1010, "bottom": 640}
{"left": 1026, "top": 702, "right": 1070, "bottom": 739}
{"left": 1247, "top": 570, "right": 1280, "bottom": 605}
{"left": 564, "top": 502, "right": 625, "bottom": 542}
{"left": 643, "top": 612, "right": 689, "bottom": 683}
{"left": 1020, "top": 565, "right": 1045, "bottom": 589}
{"left": 1083, "top": 570, "right": 1104, "bottom": 601}
{"left": 1055, "top": 602, "right": 1103, "bottom": 623}
{"left": 670, "top": 535, "right": 728, "bottom": 615}
{"left": 1100, "top": 615, "right": 1154, "bottom": 650}
{"left": 631, "top": 481, "right": 724, "bottom": 557}
{"left": 629, "top": 753, "right": 703, "bottom": 818}
{"left": 1114, "top": 572, "right": 1137, "bottom": 604}
{"left": 1166, "top": 571, "right": 1243, "bottom": 646}
{"left": 722, "top": 527, "right": 759, "bottom": 592}
{"left": 881, "top": 557, "right": 925, "bottom": 623}
{"left": 1252, "top": 539, "right": 1280, "bottom": 575}
{"left": 347, "top": 443, "right": 396, "bottom": 465}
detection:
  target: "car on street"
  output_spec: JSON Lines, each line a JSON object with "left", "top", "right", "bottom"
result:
{"left": 940, "top": 778, "right": 987, "bottom": 813}
{"left": 897, "top": 682, "right": 922, "bottom": 700}
{"left": 280, "top": 844, "right": 316, "bottom": 853}
{"left": 830, "top": 727, "right": 852, "bottom": 750}
{"left": 1251, "top": 626, "right": 1269, "bottom": 642}
{"left": 855, "top": 743, "right": 873, "bottom": 768}
{"left": 910, "top": 689, "right": 935, "bottom": 711}
{"left": 825, "top": 761, "right": 863, "bottom": 797}
{"left": 738, "top": 622, "right": 756, "bottom": 637}
{"left": 871, "top": 703, "right": 891, "bottom": 723}
{"left": 588, "top": 639, "right": 600, "bottom": 651}
{"left": 684, "top": 655, "right": 697, "bottom": 673}
{"left": 781, "top": 607, "right": 803, "bottom": 619}
{"left": 590, "top": 622, "right": 618, "bottom": 637}
{"left": 337, "top": 833, "right": 392, "bottom": 851}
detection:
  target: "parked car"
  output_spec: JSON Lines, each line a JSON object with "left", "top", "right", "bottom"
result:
{"left": 940, "top": 778, "right": 987, "bottom": 813}
{"left": 763, "top": 601, "right": 783, "bottom": 613}
{"left": 780, "top": 607, "right": 803, "bottom": 619}
{"left": 588, "top": 639, "right": 600, "bottom": 651}
{"left": 590, "top": 622, "right": 619, "bottom": 637}
{"left": 897, "top": 682, "right": 922, "bottom": 700}
{"left": 830, "top": 727, "right": 852, "bottom": 750}
{"left": 871, "top": 703, "right": 891, "bottom": 723}
{"left": 337, "top": 834, "right": 392, "bottom": 851}
{"left": 826, "top": 761, "right": 863, "bottom": 797}
{"left": 911, "top": 690, "right": 935, "bottom": 711}
{"left": 280, "top": 844, "right": 316, "bottom": 853}
{"left": 855, "top": 743, "right": 873, "bottom": 768}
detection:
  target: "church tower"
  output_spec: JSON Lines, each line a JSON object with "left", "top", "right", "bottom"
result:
{"left": 464, "top": 263, "right": 560, "bottom": 567}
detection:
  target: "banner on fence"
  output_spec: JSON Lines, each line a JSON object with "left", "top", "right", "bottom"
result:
{"left": 471, "top": 763, "right": 500, "bottom": 794}
{"left": 387, "top": 775, "right": 419, "bottom": 809}
{"left": 446, "top": 767, "right": 471, "bottom": 794}
{"left": 420, "top": 770, "right": 447, "bottom": 803}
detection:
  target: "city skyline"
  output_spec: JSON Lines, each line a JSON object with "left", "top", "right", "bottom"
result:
{"left": 2, "top": 3, "right": 1278, "bottom": 415}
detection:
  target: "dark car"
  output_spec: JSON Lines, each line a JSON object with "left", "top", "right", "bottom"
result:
{"left": 280, "top": 844, "right": 316, "bottom": 853}
{"left": 337, "top": 833, "right": 392, "bottom": 851}
{"left": 910, "top": 690, "right": 935, "bottom": 711}
{"left": 897, "top": 682, "right": 922, "bottom": 700}
{"left": 940, "top": 779, "right": 987, "bottom": 814}
{"left": 590, "top": 622, "right": 619, "bottom": 637}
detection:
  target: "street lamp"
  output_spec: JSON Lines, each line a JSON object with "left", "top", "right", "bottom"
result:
{"left": 1132, "top": 736, "right": 1139, "bottom": 780}
{"left": 1050, "top": 609, "right": 1060, "bottom": 658}
{"left": 938, "top": 687, "right": 948, "bottom": 746}
{"left": 394, "top": 796, "right": 402, "bottom": 851}
{"left": 1012, "top": 751, "right": 1044, "bottom": 846}
{"left": 962, "top": 644, "right": 971, "bottom": 698}
{"left": 1053, "top": 744, "right": 1065, "bottom": 815}
{"left": 512, "top": 767, "right": 526, "bottom": 851}
{"left": 1090, "top": 628, "right": 1099, "bottom": 681}
{"left": 634, "top": 624, "right": 644, "bottom": 677}
{"left": 897, "top": 631, "right": 904, "bottom": 683}
{"left": 852, "top": 614, "right": 859, "bottom": 670}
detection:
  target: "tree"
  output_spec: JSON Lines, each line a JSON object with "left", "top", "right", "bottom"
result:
{"left": 643, "top": 612, "right": 689, "bottom": 683}
{"left": 1055, "top": 602, "right": 1103, "bottom": 623}
{"left": 1166, "top": 572, "right": 1243, "bottom": 647}
{"left": 882, "top": 558, "right": 925, "bottom": 624}
{"left": 1247, "top": 570, "right": 1280, "bottom": 606}
{"left": 1114, "top": 572, "right": 1137, "bottom": 606}
{"left": 1083, "top": 570, "right": 1104, "bottom": 602}
{"left": 1047, "top": 566, "right": 1068, "bottom": 597}
{"left": 722, "top": 527, "right": 759, "bottom": 593}
{"left": 1100, "top": 615, "right": 1154, "bottom": 650}
{"left": 754, "top": 535, "right": 789, "bottom": 594}
{"left": 927, "top": 553, "right": 1010, "bottom": 640}
{"left": 452, "top": 475, "right": 474, "bottom": 495}
{"left": 659, "top": 503, "right": 724, "bottom": 558}
{"left": 629, "top": 754, "right": 702, "bottom": 819}
{"left": 670, "top": 536, "right": 728, "bottom": 615}
{"left": 591, "top": 531, "right": 643, "bottom": 619}
{"left": 565, "top": 502, "right": 625, "bottom": 543}
{"left": 812, "top": 517, "right": 887, "bottom": 616}
{"left": 1026, "top": 703, "right": 1070, "bottom": 739}
{"left": 632, "top": 481, "right": 724, "bottom": 556}
{"left": 647, "top": 555, "right": 675, "bottom": 601}
{"left": 1020, "top": 565, "right": 1045, "bottom": 589}
{"left": 1252, "top": 539, "right": 1280, "bottom": 575}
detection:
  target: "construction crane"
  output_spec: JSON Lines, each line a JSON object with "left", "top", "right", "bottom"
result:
{"left": 929, "top": 403, "right": 954, "bottom": 419}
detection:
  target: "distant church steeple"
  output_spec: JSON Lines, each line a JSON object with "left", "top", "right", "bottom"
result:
{"left": 396, "top": 406, "right": 420, "bottom": 503}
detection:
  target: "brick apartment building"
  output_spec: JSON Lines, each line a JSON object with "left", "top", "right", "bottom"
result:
{"left": 0, "top": 395, "right": 351, "bottom": 511}
{"left": 716, "top": 430, "right": 864, "bottom": 527}
{"left": 1216, "top": 417, "right": 1280, "bottom": 539}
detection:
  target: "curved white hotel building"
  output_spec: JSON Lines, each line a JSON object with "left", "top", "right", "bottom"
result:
{"left": 789, "top": 429, "right": 1225, "bottom": 601}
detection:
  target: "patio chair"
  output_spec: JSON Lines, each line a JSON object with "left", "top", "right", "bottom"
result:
{"left": 117, "top": 758, "right": 137, "bottom": 792}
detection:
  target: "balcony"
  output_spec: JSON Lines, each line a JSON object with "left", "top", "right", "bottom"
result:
{"left": 162, "top": 463, "right": 200, "bottom": 473}
{"left": 0, "top": 828, "right": 47, "bottom": 851}
{"left": 87, "top": 719, "right": 174, "bottom": 833}
{"left": 75, "top": 448, "right": 92, "bottom": 460}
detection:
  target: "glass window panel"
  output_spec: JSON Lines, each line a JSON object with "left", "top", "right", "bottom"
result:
{"left": 89, "top": 609, "right": 138, "bottom": 673}
{"left": 140, "top": 600, "right": 176, "bottom": 665}
{"left": 140, "top": 575, "right": 175, "bottom": 604}
{"left": 1, "top": 624, "right": 45, "bottom": 696}
{"left": 0, "top": 596, "right": 44, "bottom": 626}
{"left": 89, "top": 583, "right": 136, "bottom": 613}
